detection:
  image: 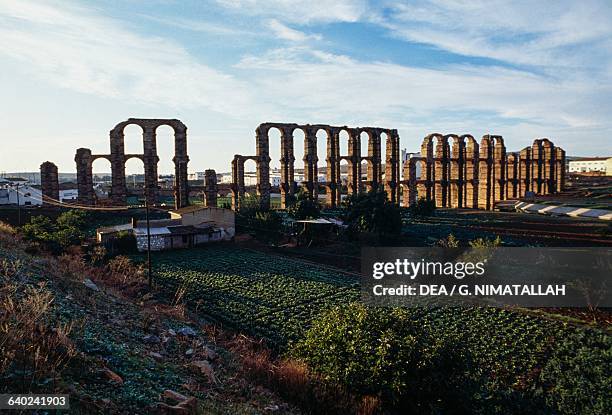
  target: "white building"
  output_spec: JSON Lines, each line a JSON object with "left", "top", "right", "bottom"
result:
{"left": 0, "top": 179, "right": 79, "bottom": 206}
{"left": 568, "top": 157, "right": 612, "bottom": 175}
{"left": 188, "top": 172, "right": 206, "bottom": 181}
{"left": 0, "top": 182, "right": 42, "bottom": 206}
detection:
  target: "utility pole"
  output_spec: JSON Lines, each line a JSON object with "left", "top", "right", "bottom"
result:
{"left": 145, "top": 186, "right": 153, "bottom": 288}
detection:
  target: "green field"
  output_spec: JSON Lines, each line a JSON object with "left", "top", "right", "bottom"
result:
{"left": 136, "top": 245, "right": 611, "bottom": 412}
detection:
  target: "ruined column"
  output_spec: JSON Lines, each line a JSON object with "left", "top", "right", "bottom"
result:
{"left": 506, "top": 153, "right": 518, "bottom": 199}
{"left": 531, "top": 139, "right": 543, "bottom": 194}
{"left": 492, "top": 136, "right": 506, "bottom": 203}
{"left": 347, "top": 129, "right": 361, "bottom": 196}
{"left": 303, "top": 126, "right": 318, "bottom": 201}
{"left": 402, "top": 157, "right": 419, "bottom": 207}
{"left": 518, "top": 147, "right": 531, "bottom": 197}
{"left": 40, "top": 161, "right": 60, "bottom": 206}
{"left": 279, "top": 126, "right": 295, "bottom": 208}
{"left": 434, "top": 135, "right": 450, "bottom": 207}
{"left": 75, "top": 148, "right": 95, "bottom": 205}
{"left": 109, "top": 127, "right": 127, "bottom": 205}
{"left": 542, "top": 139, "right": 555, "bottom": 194}
{"left": 384, "top": 129, "right": 401, "bottom": 204}
{"left": 478, "top": 136, "right": 494, "bottom": 210}
{"left": 418, "top": 136, "right": 434, "bottom": 202}
{"left": 463, "top": 136, "right": 479, "bottom": 209}
{"left": 255, "top": 126, "right": 271, "bottom": 209}
{"left": 449, "top": 135, "right": 464, "bottom": 208}
{"left": 173, "top": 123, "right": 190, "bottom": 209}
{"left": 554, "top": 147, "right": 566, "bottom": 193}
{"left": 325, "top": 127, "right": 339, "bottom": 208}
{"left": 366, "top": 130, "right": 382, "bottom": 192}
{"left": 204, "top": 169, "right": 218, "bottom": 207}
{"left": 231, "top": 155, "right": 245, "bottom": 210}
{"left": 143, "top": 124, "right": 159, "bottom": 206}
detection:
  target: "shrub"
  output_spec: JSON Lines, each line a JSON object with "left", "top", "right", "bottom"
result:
{"left": 342, "top": 189, "right": 402, "bottom": 242}
{"left": 0, "top": 279, "right": 78, "bottom": 391}
{"left": 287, "top": 188, "right": 321, "bottom": 220}
{"left": 469, "top": 235, "right": 502, "bottom": 248}
{"left": 236, "top": 196, "right": 285, "bottom": 243}
{"left": 21, "top": 210, "right": 87, "bottom": 254}
{"left": 539, "top": 331, "right": 612, "bottom": 415}
{"left": 436, "top": 234, "right": 460, "bottom": 247}
{"left": 409, "top": 197, "right": 436, "bottom": 216}
{"left": 290, "top": 303, "right": 480, "bottom": 413}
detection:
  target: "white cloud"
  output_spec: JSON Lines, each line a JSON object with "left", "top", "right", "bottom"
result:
{"left": 0, "top": 0, "right": 265, "bottom": 117}
{"left": 379, "top": 0, "right": 612, "bottom": 72}
{"left": 215, "top": 0, "right": 369, "bottom": 24}
{"left": 267, "top": 19, "right": 322, "bottom": 42}
{"left": 236, "top": 47, "right": 611, "bottom": 152}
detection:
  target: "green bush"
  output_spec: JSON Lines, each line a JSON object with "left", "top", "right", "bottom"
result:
{"left": 287, "top": 188, "right": 320, "bottom": 220}
{"left": 290, "top": 303, "right": 480, "bottom": 413}
{"left": 21, "top": 210, "right": 87, "bottom": 253}
{"left": 539, "top": 331, "right": 612, "bottom": 415}
{"left": 409, "top": 197, "right": 436, "bottom": 216}
{"left": 342, "top": 189, "right": 402, "bottom": 242}
{"left": 235, "top": 196, "right": 284, "bottom": 243}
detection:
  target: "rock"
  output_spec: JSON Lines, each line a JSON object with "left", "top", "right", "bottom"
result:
{"left": 157, "top": 391, "right": 197, "bottom": 415}
{"left": 143, "top": 334, "right": 161, "bottom": 344}
{"left": 82, "top": 278, "right": 99, "bottom": 291}
{"left": 149, "top": 352, "right": 164, "bottom": 361}
{"left": 190, "top": 360, "right": 216, "bottom": 383}
{"left": 162, "top": 390, "right": 188, "bottom": 403}
{"left": 102, "top": 368, "right": 123, "bottom": 385}
{"left": 177, "top": 327, "right": 196, "bottom": 337}
{"left": 156, "top": 403, "right": 189, "bottom": 415}
{"left": 202, "top": 347, "right": 218, "bottom": 361}
{"left": 185, "top": 348, "right": 194, "bottom": 356}
{"left": 168, "top": 329, "right": 177, "bottom": 336}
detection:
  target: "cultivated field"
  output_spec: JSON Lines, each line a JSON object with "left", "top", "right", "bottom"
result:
{"left": 142, "top": 245, "right": 611, "bottom": 394}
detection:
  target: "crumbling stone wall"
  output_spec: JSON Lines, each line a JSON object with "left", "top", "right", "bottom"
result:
{"left": 401, "top": 135, "right": 564, "bottom": 211}
{"left": 204, "top": 169, "right": 218, "bottom": 207}
{"left": 233, "top": 123, "right": 401, "bottom": 210}
{"left": 75, "top": 118, "right": 190, "bottom": 209}
{"left": 40, "top": 161, "right": 59, "bottom": 206}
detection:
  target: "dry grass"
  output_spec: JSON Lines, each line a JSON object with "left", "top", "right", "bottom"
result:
{"left": 224, "top": 334, "right": 381, "bottom": 415}
{"left": 0, "top": 278, "right": 79, "bottom": 392}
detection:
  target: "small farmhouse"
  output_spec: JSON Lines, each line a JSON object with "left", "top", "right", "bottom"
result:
{"left": 96, "top": 206, "right": 235, "bottom": 252}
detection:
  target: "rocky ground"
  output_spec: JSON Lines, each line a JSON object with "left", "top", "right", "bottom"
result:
{"left": 0, "top": 226, "right": 298, "bottom": 415}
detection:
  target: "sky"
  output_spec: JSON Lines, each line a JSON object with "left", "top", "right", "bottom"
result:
{"left": 1, "top": 0, "right": 611, "bottom": 174}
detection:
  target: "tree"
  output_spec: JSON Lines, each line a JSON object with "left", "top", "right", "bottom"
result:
{"left": 21, "top": 210, "right": 87, "bottom": 253}
{"left": 342, "top": 189, "right": 402, "bottom": 242}
{"left": 287, "top": 188, "right": 320, "bottom": 220}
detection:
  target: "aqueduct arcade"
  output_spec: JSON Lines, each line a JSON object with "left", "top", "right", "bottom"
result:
{"left": 74, "top": 118, "right": 190, "bottom": 209}
{"left": 231, "top": 122, "right": 401, "bottom": 210}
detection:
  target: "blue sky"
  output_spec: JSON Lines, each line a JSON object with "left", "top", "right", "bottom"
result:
{"left": 1, "top": 0, "right": 611, "bottom": 174}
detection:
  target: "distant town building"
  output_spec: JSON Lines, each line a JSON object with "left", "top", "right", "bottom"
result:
{"left": 568, "top": 157, "right": 612, "bottom": 175}
{"left": 0, "top": 178, "right": 78, "bottom": 206}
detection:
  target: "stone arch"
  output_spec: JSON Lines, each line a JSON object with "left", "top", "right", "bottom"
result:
{"left": 109, "top": 118, "right": 189, "bottom": 208}
{"left": 419, "top": 133, "right": 449, "bottom": 207}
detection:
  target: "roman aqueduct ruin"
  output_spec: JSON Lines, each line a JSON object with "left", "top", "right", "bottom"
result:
{"left": 39, "top": 118, "right": 565, "bottom": 211}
